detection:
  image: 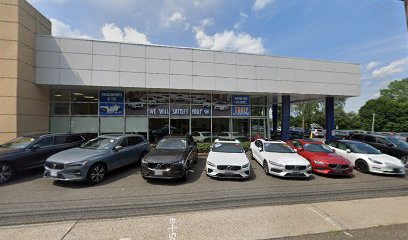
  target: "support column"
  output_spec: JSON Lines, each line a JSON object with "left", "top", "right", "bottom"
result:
{"left": 272, "top": 104, "right": 278, "bottom": 134}
{"left": 281, "top": 95, "right": 290, "bottom": 141}
{"left": 325, "top": 97, "right": 335, "bottom": 142}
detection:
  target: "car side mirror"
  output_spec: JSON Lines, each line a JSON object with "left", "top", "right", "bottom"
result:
{"left": 297, "top": 148, "right": 303, "bottom": 152}
{"left": 346, "top": 149, "right": 351, "bottom": 154}
{"left": 188, "top": 145, "right": 194, "bottom": 151}
{"left": 30, "top": 144, "right": 40, "bottom": 152}
{"left": 114, "top": 146, "right": 123, "bottom": 152}
{"left": 259, "top": 147, "right": 263, "bottom": 152}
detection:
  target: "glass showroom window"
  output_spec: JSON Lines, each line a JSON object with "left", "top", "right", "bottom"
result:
{"left": 125, "top": 91, "right": 148, "bottom": 139}
{"left": 71, "top": 90, "right": 98, "bottom": 115}
{"left": 51, "top": 89, "right": 70, "bottom": 115}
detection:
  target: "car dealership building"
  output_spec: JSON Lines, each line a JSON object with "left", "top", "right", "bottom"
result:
{"left": 0, "top": 0, "right": 361, "bottom": 143}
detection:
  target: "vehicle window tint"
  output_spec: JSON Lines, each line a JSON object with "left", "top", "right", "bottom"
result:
{"left": 292, "top": 141, "right": 300, "bottom": 148}
{"left": 54, "top": 136, "right": 67, "bottom": 145}
{"left": 36, "top": 137, "right": 54, "bottom": 147}
{"left": 118, "top": 138, "right": 128, "bottom": 147}
{"left": 127, "top": 136, "right": 144, "bottom": 146}
{"left": 192, "top": 132, "right": 200, "bottom": 137}
{"left": 337, "top": 142, "right": 348, "bottom": 151}
{"left": 377, "top": 137, "right": 391, "bottom": 146}
{"left": 329, "top": 142, "right": 338, "bottom": 148}
{"left": 66, "top": 135, "right": 84, "bottom": 143}
{"left": 350, "top": 135, "right": 363, "bottom": 141}
{"left": 364, "top": 135, "right": 376, "bottom": 143}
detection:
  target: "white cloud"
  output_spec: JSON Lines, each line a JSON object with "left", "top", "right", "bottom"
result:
{"left": 371, "top": 58, "right": 408, "bottom": 78}
{"left": 365, "top": 61, "right": 380, "bottom": 71}
{"left": 165, "top": 12, "right": 190, "bottom": 30}
{"left": 169, "top": 12, "right": 186, "bottom": 23}
{"left": 252, "top": 0, "right": 273, "bottom": 11}
{"left": 234, "top": 12, "right": 248, "bottom": 30}
{"left": 101, "top": 23, "right": 151, "bottom": 44}
{"left": 193, "top": 27, "right": 265, "bottom": 54}
{"left": 50, "top": 18, "right": 91, "bottom": 39}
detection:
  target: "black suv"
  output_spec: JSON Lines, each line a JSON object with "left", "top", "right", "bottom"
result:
{"left": 0, "top": 133, "right": 85, "bottom": 183}
{"left": 141, "top": 135, "right": 198, "bottom": 181}
{"left": 345, "top": 133, "right": 408, "bottom": 167}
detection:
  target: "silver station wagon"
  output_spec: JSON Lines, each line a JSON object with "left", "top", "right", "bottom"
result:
{"left": 44, "top": 134, "right": 149, "bottom": 184}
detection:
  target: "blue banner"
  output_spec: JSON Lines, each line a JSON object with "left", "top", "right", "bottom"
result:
{"left": 99, "top": 103, "right": 124, "bottom": 116}
{"left": 232, "top": 95, "right": 250, "bottom": 105}
{"left": 232, "top": 106, "right": 250, "bottom": 116}
{"left": 100, "top": 91, "right": 124, "bottom": 103}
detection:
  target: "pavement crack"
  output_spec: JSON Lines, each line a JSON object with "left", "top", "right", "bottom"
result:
{"left": 60, "top": 220, "right": 79, "bottom": 240}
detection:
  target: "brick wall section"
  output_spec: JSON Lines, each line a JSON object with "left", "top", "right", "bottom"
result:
{"left": 0, "top": 0, "right": 51, "bottom": 143}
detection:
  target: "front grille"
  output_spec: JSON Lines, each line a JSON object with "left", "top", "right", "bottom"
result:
{"left": 329, "top": 164, "right": 349, "bottom": 169}
{"left": 147, "top": 163, "right": 171, "bottom": 169}
{"left": 216, "top": 173, "right": 243, "bottom": 178}
{"left": 45, "top": 162, "right": 64, "bottom": 170}
{"left": 217, "top": 165, "right": 241, "bottom": 171}
{"left": 285, "top": 173, "right": 306, "bottom": 177}
{"left": 285, "top": 165, "right": 307, "bottom": 170}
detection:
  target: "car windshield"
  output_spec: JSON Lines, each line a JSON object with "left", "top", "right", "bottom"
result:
{"left": 304, "top": 143, "right": 333, "bottom": 153}
{"left": 347, "top": 142, "right": 380, "bottom": 154}
{"left": 156, "top": 138, "right": 186, "bottom": 150}
{"left": 81, "top": 137, "right": 117, "bottom": 150}
{"left": 387, "top": 137, "right": 408, "bottom": 148}
{"left": 212, "top": 142, "right": 243, "bottom": 153}
{"left": 0, "top": 137, "right": 36, "bottom": 149}
{"left": 264, "top": 143, "right": 295, "bottom": 153}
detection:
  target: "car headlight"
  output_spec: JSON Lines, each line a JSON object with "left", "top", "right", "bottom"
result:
{"left": 368, "top": 158, "right": 383, "bottom": 165}
{"left": 314, "top": 160, "right": 325, "bottom": 165}
{"left": 207, "top": 161, "right": 216, "bottom": 167}
{"left": 66, "top": 160, "right": 88, "bottom": 167}
{"left": 172, "top": 159, "right": 184, "bottom": 165}
{"left": 268, "top": 160, "right": 283, "bottom": 167}
{"left": 306, "top": 164, "right": 311, "bottom": 168}
{"left": 242, "top": 163, "right": 249, "bottom": 168}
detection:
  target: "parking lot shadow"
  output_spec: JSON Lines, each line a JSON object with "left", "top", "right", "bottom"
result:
{"left": 1, "top": 168, "right": 44, "bottom": 187}
{"left": 144, "top": 157, "right": 206, "bottom": 185}
{"left": 52, "top": 163, "right": 141, "bottom": 188}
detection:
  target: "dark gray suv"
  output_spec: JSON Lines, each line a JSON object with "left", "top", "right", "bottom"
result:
{"left": 0, "top": 133, "right": 85, "bottom": 184}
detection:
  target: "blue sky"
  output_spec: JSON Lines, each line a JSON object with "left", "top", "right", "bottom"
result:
{"left": 28, "top": 0, "right": 408, "bottom": 112}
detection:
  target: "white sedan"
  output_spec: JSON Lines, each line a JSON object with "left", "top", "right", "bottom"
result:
{"left": 329, "top": 140, "right": 405, "bottom": 175}
{"left": 206, "top": 139, "right": 250, "bottom": 179}
{"left": 250, "top": 139, "right": 312, "bottom": 178}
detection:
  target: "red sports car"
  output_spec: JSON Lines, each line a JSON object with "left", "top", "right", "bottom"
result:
{"left": 287, "top": 139, "right": 353, "bottom": 176}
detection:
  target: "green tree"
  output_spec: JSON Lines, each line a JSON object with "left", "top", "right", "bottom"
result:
{"left": 358, "top": 78, "right": 408, "bottom": 132}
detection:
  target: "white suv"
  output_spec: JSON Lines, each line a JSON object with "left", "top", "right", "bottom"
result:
{"left": 206, "top": 139, "right": 250, "bottom": 179}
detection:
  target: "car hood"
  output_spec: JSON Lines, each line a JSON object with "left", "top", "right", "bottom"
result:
{"left": 0, "top": 147, "right": 24, "bottom": 157}
{"left": 207, "top": 152, "right": 249, "bottom": 166}
{"left": 46, "top": 148, "right": 108, "bottom": 164}
{"left": 263, "top": 152, "right": 310, "bottom": 166}
{"left": 308, "top": 152, "right": 350, "bottom": 165}
{"left": 144, "top": 149, "right": 184, "bottom": 163}
{"left": 362, "top": 153, "right": 404, "bottom": 167}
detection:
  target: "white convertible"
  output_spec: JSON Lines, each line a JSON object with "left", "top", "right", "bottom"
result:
{"left": 206, "top": 139, "right": 250, "bottom": 179}
{"left": 250, "top": 139, "right": 312, "bottom": 178}
{"left": 329, "top": 140, "right": 405, "bottom": 175}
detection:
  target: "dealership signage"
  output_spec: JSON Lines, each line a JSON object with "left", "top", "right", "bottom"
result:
{"left": 99, "top": 103, "right": 124, "bottom": 116}
{"left": 100, "top": 90, "right": 124, "bottom": 103}
{"left": 148, "top": 105, "right": 211, "bottom": 116}
{"left": 231, "top": 106, "right": 250, "bottom": 116}
{"left": 232, "top": 95, "right": 250, "bottom": 105}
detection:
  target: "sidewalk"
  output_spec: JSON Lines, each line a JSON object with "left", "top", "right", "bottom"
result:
{"left": 1, "top": 196, "right": 408, "bottom": 240}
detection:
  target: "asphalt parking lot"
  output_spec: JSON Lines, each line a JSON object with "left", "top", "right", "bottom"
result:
{"left": 1, "top": 154, "right": 408, "bottom": 226}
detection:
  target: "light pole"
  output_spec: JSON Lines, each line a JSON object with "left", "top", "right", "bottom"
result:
{"left": 371, "top": 113, "right": 376, "bottom": 133}
{"left": 402, "top": 0, "right": 408, "bottom": 36}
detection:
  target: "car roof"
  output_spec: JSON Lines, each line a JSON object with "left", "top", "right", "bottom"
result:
{"left": 296, "top": 139, "right": 323, "bottom": 144}
{"left": 23, "top": 132, "right": 81, "bottom": 138}
{"left": 99, "top": 134, "right": 144, "bottom": 139}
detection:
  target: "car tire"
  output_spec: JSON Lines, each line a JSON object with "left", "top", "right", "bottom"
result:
{"left": 0, "top": 163, "right": 13, "bottom": 184}
{"left": 180, "top": 168, "right": 188, "bottom": 182}
{"left": 355, "top": 160, "right": 369, "bottom": 174}
{"left": 263, "top": 160, "right": 269, "bottom": 175}
{"left": 87, "top": 163, "right": 106, "bottom": 185}
{"left": 401, "top": 156, "right": 408, "bottom": 168}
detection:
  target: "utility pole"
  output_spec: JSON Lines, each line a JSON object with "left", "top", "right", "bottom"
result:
{"left": 371, "top": 113, "right": 376, "bottom": 132}
{"left": 404, "top": 0, "right": 408, "bottom": 36}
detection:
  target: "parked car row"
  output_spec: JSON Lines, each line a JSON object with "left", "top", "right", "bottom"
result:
{"left": 0, "top": 132, "right": 406, "bottom": 185}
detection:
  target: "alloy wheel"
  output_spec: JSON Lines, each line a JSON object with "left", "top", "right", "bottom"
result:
{"left": 401, "top": 156, "right": 408, "bottom": 168}
{"left": 263, "top": 161, "right": 269, "bottom": 175}
{"left": 89, "top": 165, "right": 106, "bottom": 184}
{"left": 0, "top": 164, "right": 13, "bottom": 184}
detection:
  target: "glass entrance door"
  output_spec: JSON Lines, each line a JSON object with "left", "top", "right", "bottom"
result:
{"left": 170, "top": 118, "right": 190, "bottom": 135}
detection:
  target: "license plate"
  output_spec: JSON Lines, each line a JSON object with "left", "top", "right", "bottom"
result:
{"left": 224, "top": 171, "right": 234, "bottom": 175}
{"left": 154, "top": 170, "right": 163, "bottom": 176}
{"left": 50, "top": 170, "right": 58, "bottom": 177}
